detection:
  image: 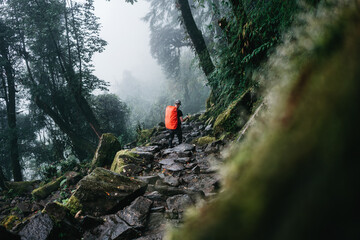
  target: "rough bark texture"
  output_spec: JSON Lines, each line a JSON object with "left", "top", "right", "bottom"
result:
{"left": 0, "top": 25, "right": 23, "bottom": 181}
{"left": 177, "top": 0, "right": 215, "bottom": 77}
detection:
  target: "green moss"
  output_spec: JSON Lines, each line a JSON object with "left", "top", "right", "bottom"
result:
{"left": 6, "top": 181, "right": 37, "bottom": 196}
{"left": 137, "top": 128, "right": 156, "bottom": 145}
{"left": 213, "top": 89, "right": 252, "bottom": 136}
{"left": 167, "top": 5, "right": 360, "bottom": 240}
{"left": 0, "top": 215, "right": 19, "bottom": 230}
{"left": 65, "top": 196, "right": 83, "bottom": 216}
{"left": 192, "top": 136, "right": 217, "bottom": 146}
{"left": 91, "top": 133, "right": 122, "bottom": 168}
{"left": 32, "top": 176, "right": 65, "bottom": 200}
{"left": 110, "top": 150, "right": 141, "bottom": 174}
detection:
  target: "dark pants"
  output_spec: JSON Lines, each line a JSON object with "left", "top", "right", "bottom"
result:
{"left": 168, "top": 127, "right": 182, "bottom": 147}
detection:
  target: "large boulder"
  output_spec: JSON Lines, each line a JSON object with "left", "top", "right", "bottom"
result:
{"left": 111, "top": 149, "right": 154, "bottom": 176}
{"left": 66, "top": 168, "right": 147, "bottom": 216}
{"left": 92, "top": 133, "right": 122, "bottom": 168}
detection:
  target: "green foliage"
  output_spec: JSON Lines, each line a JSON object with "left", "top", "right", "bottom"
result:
{"left": 91, "top": 93, "right": 131, "bottom": 144}
{"left": 207, "top": 0, "right": 318, "bottom": 117}
{"left": 168, "top": 2, "right": 360, "bottom": 239}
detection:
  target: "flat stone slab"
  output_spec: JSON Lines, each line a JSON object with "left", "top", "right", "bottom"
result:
{"left": 135, "top": 146, "right": 160, "bottom": 153}
{"left": 162, "top": 163, "right": 185, "bottom": 172}
{"left": 159, "top": 158, "right": 175, "bottom": 165}
{"left": 163, "top": 143, "right": 195, "bottom": 155}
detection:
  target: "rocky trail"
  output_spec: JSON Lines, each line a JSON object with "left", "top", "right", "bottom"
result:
{"left": 0, "top": 115, "right": 227, "bottom": 240}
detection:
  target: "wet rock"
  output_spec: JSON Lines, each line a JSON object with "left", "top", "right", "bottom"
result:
{"left": 154, "top": 181, "right": 204, "bottom": 200}
{"left": 154, "top": 181, "right": 186, "bottom": 196}
{"left": 66, "top": 168, "right": 147, "bottom": 216}
{"left": 163, "top": 143, "right": 195, "bottom": 155}
{"left": 118, "top": 196, "right": 152, "bottom": 229}
{"left": 0, "top": 225, "right": 20, "bottom": 240}
{"left": 159, "top": 158, "right": 175, "bottom": 166}
{"left": 135, "top": 146, "right": 160, "bottom": 154}
{"left": 19, "top": 213, "right": 80, "bottom": 240}
{"left": 185, "top": 175, "right": 221, "bottom": 195}
{"left": 185, "top": 162, "right": 197, "bottom": 169}
{"left": 166, "top": 194, "right": 194, "bottom": 213}
{"left": 84, "top": 214, "right": 139, "bottom": 240}
{"left": 150, "top": 206, "right": 165, "bottom": 213}
{"left": 145, "top": 212, "right": 165, "bottom": 232}
{"left": 174, "top": 157, "right": 191, "bottom": 164}
{"left": 120, "top": 164, "right": 143, "bottom": 177}
{"left": 80, "top": 216, "right": 104, "bottom": 230}
{"left": 191, "top": 165, "right": 201, "bottom": 174}
{"left": 92, "top": 133, "right": 122, "bottom": 168}
{"left": 144, "top": 191, "right": 164, "bottom": 202}
{"left": 162, "top": 163, "right": 185, "bottom": 172}
{"left": 136, "top": 175, "right": 160, "bottom": 185}
{"left": 163, "top": 176, "right": 180, "bottom": 187}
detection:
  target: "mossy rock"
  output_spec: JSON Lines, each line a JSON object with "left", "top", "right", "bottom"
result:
{"left": 168, "top": 6, "right": 360, "bottom": 240}
{"left": 111, "top": 149, "right": 153, "bottom": 175}
{"left": 5, "top": 181, "right": 38, "bottom": 196}
{"left": 66, "top": 167, "right": 147, "bottom": 216}
{"left": 91, "top": 133, "right": 122, "bottom": 169}
{"left": 137, "top": 128, "right": 156, "bottom": 145}
{"left": 66, "top": 196, "right": 83, "bottom": 216}
{"left": 110, "top": 150, "right": 139, "bottom": 174}
{"left": 32, "top": 176, "right": 65, "bottom": 200}
{"left": 213, "top": 88, "right": 253, "bottom": 136}
{"left": 0, "top": 215, "right": 20, "bottom": 230}
{"left": 192, "top": 136, "right": 217, "bottom": 146}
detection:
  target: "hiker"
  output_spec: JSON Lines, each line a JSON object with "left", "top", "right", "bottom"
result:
{"left": 165, "top": 100, "right": 189, "bottom": 148}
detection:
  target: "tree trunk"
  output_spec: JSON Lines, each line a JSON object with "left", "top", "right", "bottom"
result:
{"left": 0, "top": 167, "right": 8, "bottom": 190}
{"left": 177, "top": 0, "right": 215, "bottom": 77}
{"left": 0, "top": 28, "right": 23, "bottom": 181}
{"left": 34, "top": 96, "right": 96, "bottom": 158}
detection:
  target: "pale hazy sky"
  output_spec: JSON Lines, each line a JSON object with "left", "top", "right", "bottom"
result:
{"left": 92, "top": 0, "right": 166, "bottom": 95}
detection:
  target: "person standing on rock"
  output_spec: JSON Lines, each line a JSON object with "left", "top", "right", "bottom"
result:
{"left": 165, "top": 100, "right": 189, "bottom": 148}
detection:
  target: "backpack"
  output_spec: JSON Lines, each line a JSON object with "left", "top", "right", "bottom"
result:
{"left": 165, "top": 106, "right": 178, "bottom": 130}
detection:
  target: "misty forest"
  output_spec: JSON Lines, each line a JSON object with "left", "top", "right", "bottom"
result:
{"left": 0, "top": 0, "right": 359, "bottom": 239}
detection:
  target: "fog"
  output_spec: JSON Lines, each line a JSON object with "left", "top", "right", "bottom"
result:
{"left": 92, "top": 0, "right": 166, "bottom": 100}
